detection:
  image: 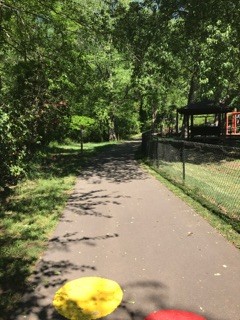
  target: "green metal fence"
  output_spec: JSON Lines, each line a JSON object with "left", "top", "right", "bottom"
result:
{"left": 142, "top": 132, "right": 240, "bottom": 225}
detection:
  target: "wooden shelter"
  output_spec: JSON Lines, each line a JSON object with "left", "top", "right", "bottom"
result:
{"left": 176, "top": 100, "right": 234, "bottom": 140}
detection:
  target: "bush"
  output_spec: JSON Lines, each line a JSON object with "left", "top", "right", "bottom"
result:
{"left": 0, "top": 110, "right": 26, "bottom": 190}
{"left": 68, "top": 115, "right": 97, "bottom": 142}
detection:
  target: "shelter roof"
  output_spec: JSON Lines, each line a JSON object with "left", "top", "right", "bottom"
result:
{"left": 178, "top": 100, "right": 233, "bottom": 115}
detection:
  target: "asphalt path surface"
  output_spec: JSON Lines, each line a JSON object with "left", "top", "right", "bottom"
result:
{"left": 13, "top": 140, "right": 240, "bottom": 320}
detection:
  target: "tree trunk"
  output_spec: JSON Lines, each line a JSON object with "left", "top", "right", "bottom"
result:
{"left": 139, "top": 95, "right": 147, "bottom": 132}
{"left": 188, "top": 65, "right": 199, "bottom": 105}
{"left": 108, "top": 114, "right": 117, "bottom": 141}
{"left": 151, "top": 104, "right": 158, "bottom": 132}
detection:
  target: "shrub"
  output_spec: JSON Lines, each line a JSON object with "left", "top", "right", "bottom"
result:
{"left": 0, "top": 110, "right": 26, "bottom": 190}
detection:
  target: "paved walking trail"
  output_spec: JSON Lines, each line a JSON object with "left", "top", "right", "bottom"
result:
{"left": 13, "top": 141, "right": 240, "bottom": 320}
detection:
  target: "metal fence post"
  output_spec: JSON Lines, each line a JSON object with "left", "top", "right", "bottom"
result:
{"left": 156, "top": 139, "right": 159, "bottom": 167}
{"left": 182, "top": 142, "right": 186, "bottom": 183}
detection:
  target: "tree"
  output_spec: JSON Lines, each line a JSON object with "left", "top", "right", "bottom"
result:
{"left": 165, "top": 0, "right": 240, "bottom": 104}
{"left": 1, "top": 0, "right": 240, "bottom": 189}
{"left": 115, "top": 1, "right": 188, "bottom": 131}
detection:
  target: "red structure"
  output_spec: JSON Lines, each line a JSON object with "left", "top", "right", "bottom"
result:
{"left": 226, "top": 111, "right": 240, "bottom": 135}
{"left": 145, "top": 310, "right": 206, "bottom": 320}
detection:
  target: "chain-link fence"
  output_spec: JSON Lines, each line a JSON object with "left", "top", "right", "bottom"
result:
{"left": 142, "top": 131, "right": 240, "bottom": 226}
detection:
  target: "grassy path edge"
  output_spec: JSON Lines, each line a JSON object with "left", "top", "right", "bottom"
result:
{"left": 140, "top": 162, "right": 240, "bottom": 250}
{"left": 0, "top": 141, "right": 116, "bottom": 319}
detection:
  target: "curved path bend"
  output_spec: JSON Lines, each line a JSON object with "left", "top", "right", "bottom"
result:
{"left": 13, "top": 140, "right": 240, "bottom": 320}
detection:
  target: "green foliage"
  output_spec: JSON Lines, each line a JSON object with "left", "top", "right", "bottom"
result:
{"left": 0, "top": 110, "right": 26, "bottom": 189}
{"left": 70, "top": 115, "right": 96, "bottom": 141}
{"left": 0, "top": 0, "right": 240, "bottom": 188}
{"left": 70, "top": 116, "right": 95, "bottom": 130}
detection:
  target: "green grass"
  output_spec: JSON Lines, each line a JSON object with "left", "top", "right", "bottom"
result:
{"left": 152, "top": 159, "right": 240, "bottom": 221}
{"left": 141, "top": 161, "right": 240, "bottom": 249}
{"left": 0, "top": 140, "right": 115, "bottom": 318}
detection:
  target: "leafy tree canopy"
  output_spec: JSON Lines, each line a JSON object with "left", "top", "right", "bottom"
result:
{"left": 0, "top": 0, "right": 239, "bottom": 188}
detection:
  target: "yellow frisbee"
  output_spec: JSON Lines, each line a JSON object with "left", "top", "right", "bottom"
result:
{"left": 53, "top": 277, "right": 123, "bottom": 320}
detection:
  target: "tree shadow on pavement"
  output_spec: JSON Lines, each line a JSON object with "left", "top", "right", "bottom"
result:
{"left": 48, "top": 232, "right": 119, "bottom": 250}
{"left": 10, "top": 277, "right": 227, "bottom": 320}
{"left": 8, "top": 259, "right": 96, "bottom": 320}
{"left": 65, "top": 189, "right": 130, "bottom": 219}
{"left": 9, "top": 223, "right": 121, "bottom": 320}
{"left": 2, "top": 141, "right": 146, "bottom": 320}
{"left": 79, "top": 141, "right": 147, "bottom": 184}
{"left": 106, "top": 280, "right": 225, "bottom": 320}
{"left": 106, "top": 280, "right": 168, "bottom": 320}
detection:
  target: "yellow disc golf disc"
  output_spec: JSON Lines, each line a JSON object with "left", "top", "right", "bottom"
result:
{"left": 53, "top": 277, "right": 123, "bottom": 320}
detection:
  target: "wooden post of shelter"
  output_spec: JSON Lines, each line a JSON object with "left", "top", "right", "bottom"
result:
{"left": 176, "top": 111, "right": 179, "bottom": 135}
{"left": 190, "top": 115, "right": 194, "bottom": 139}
